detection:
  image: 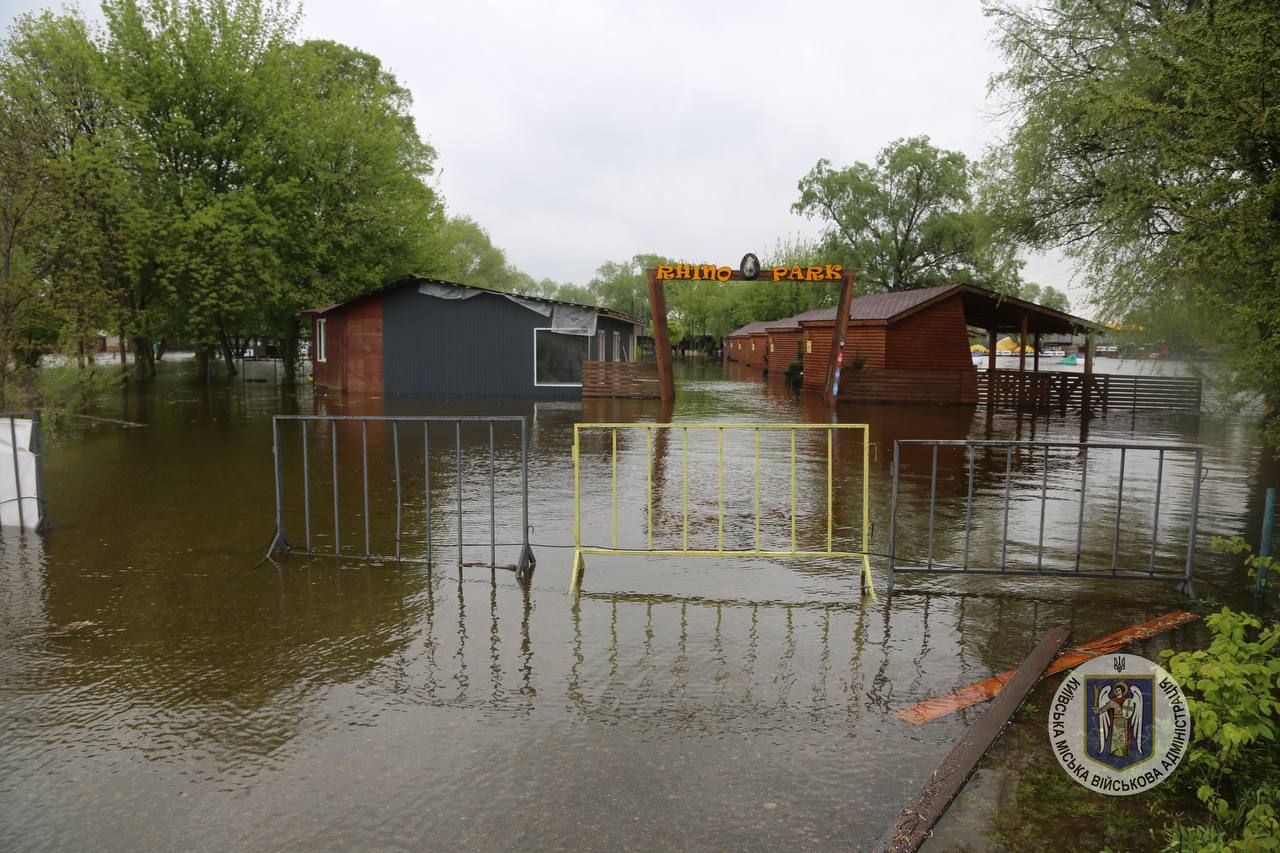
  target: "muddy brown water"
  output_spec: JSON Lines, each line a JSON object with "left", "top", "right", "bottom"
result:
{"left": 0, "top": 359, "right": 1272, "bottom": 851}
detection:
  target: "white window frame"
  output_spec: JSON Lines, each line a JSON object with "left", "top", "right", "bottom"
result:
{"left": 316, "top": 318, "right": 327, "bottom": 363}
{"left": 533, "top": 327, "right": 586, "bottom": 388}
{"left": 612, "top": 331, "right": 621, "bottom": 362}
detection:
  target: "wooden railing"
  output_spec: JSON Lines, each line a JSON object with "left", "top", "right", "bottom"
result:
{"left": 977, "top": 369, "right": 1202, "bottom": 413}
{"left": 581, "top": 360, "right": 660, "bottom": 398}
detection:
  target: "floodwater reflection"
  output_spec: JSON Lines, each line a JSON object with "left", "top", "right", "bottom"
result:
{"left": 0, "top": 359, "right": 1268, "bottom": 851}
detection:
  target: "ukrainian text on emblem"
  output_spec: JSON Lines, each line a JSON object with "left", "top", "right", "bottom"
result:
{"left": 1047, "top": 652, "right": 1191, "bottom": 795}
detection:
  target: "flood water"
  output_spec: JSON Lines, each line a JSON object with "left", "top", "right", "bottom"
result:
{"left": 1, "top": 359, "right": 1274, "bottom": 851}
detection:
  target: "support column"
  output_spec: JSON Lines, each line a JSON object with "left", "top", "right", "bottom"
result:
{"left": 987, "top": 327, "right": 998, "bottom": 406}
{"left": 1018, "top": 314, "right": 1028, "bottom": 407}
{"left": 824, "top": 271, "right": 857, "bottom": 407}
{"left": 1083, "top": 331, "right": 1094, "bottom": 413}
{"left": 1033, "top": 332, "right": 1041, "bottom": 372}
{"left": 1018, "top": 314, "right": 1028, "bottom": 374}
{"left": 647, "top": 269, "right": 675, "bottom": 404}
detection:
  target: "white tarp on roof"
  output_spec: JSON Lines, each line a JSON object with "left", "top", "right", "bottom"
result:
{"left": 0, "top": 418, "right": 40, "bottom": 529}
{"left": 551, "top": 304, "right": 596, "bottom": 336}
{"left": 418, "top": 282, "right": 596, "bottom": 336}
{"left": 418, "top": 282, "right": 481, "bottom": 301}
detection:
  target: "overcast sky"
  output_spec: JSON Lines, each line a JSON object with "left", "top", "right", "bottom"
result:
{"left": 1, "top": 0, "right": 1088, "bottom": 313}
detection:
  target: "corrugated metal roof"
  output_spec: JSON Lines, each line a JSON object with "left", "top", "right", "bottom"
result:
{"left": 725, "top": 320, "right": 775, "bottom": 337}
{"left": 301, "top": 276, "right": 646, "bottom": 327}
{"left": 801, "top": 284, "right": 962, "bottom": 324}
{"left": 765, "top": 308, "right": 834, "bottom": 330}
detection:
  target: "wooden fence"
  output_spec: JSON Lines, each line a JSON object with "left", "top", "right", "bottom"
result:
{"left": 977, "top": 369, "right": 1202, "bottom": 413}
{"left": 581, "top": 360, "right": 660, "bottom": 399}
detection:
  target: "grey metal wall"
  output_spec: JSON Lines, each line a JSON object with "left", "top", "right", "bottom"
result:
{"left": 380, "top": 282, "right": 637, "bottom": 397}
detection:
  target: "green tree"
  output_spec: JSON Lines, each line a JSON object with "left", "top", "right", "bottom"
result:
{"left": 1017, "top": 283, "right": 1070, "bottom": 314}
{"left": 794, "top": 136, "right": 1023, "bottom": 293}
{"left": 433, "top": 216, "right": 517, "bottom": 292}
{"left": 0, "top": 10, "right": 127, "bottom": 405}
{"left": 264, "top": 38, "right": 444, "bottom": 379}
{"left": 101, "top": 0, "right": 301, "bottom": 376}
{"left": 985, "top": 0, "right": 1280, "bottom": 443}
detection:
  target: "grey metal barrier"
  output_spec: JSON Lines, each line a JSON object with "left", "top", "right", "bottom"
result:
{"left": 0, "top": 411, "right": 48, "bottom": 533}
{"left": 266, "top": 415, "right": 534, "bottom": 578}
{"left": 886, "top": 440, "right": 1203, "bottom": 596}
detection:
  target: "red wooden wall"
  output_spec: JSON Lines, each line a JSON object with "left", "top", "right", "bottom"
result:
{"left": 312, "top": 313, "right": 343, "bottom": 390}
{"left": 885, "top": 297, "right": 973, "bottom": 370}
{"left": 311, "top": 296, "right": 385, "bottom": 393}
{"left": 767, "top": 330, "right": 803, "bottom": 371}
{"left": 800, "top": 323, "right": 887, "bottom": 390}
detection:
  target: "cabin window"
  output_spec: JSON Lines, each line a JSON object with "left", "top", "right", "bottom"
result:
{"left": 612, "top": 331, "right": 621, "bottom": 362}
{"left": 316, "top": 318, "right": 327, "bottom": 363}
{"left": 770, "top": 340, "right": 775, "bottom": 352}
{"left": 805, "top": 339, "right": 812, "bottom": 354}
{"left": 534, "top": 329, "right": 587, "bottom": 386}
{"left": 596, "top": 331, "right": 606, "bottom": 361}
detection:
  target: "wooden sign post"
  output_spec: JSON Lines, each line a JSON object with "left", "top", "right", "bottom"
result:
{"left": 646, "top": 262, "right": 855, "bottom": 408}
{"left": 824, "top": 270, "right": 856, "bottom": 407}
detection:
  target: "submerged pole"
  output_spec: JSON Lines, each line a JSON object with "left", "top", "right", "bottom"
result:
{"left": 1259, "top": 487, "right": 1276, "bottom": 596}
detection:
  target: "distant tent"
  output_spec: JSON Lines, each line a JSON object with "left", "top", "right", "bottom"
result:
{"left": 996, "top": 336, "right": 1033, "bottom": 353}
{"left": 1056, "top": 353, "right": 1079, "bottom": 365}
{"left": 970, "top": 343, "right": 989, "bottom": 353}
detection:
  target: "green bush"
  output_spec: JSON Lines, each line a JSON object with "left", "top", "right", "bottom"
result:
{"left": 1160, "top": 608, "right": 1280, "bottom": 851}
{"left": 1211, "top": 535, "right": 1279, "bottom": 601}
{"left": 784, "top": 360, "right": 803, "bottom": 383}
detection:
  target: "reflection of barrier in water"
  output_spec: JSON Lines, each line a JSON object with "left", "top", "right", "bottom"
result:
{"left": 886, "top": 439, "right": 1203, "bottom": 595}
{"left": 567, "top": 591, "right": 879, "bottom": 725}
{"left": 0, "top": 412, "right": 48, "bottom": 531}
{"left": 570, "top": 422, "right": 874, "bottom": 598}
{"left": 265, "top": 414, "right": 534, "bottom": 576}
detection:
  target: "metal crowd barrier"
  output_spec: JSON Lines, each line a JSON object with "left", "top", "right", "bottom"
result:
{"left": 0, "top": 411, "right": 48, "bottom": 532}
{"left": 266, "top": 415, "right": 534, "bottom": 577}
{"left": 886, "top": 439, "right": 1202, "bottom": 595}
{"left": 570, "top": 422, "right": 874, "bottom": 598}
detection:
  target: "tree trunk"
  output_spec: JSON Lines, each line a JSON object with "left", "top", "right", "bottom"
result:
{"left": 194, "top": 348, "right": 208, "bottom": 380}
{"left": 281, "top": 321, "right": 299, "bottom": 385}
{"left": 118, "top": 325, "right": 127, "bottom": 373}
{"left": 132, "top": 336, "right": 149, "bottom": 382}
{"left": 144, "top": 338, "right": 157, "bottom": 378}
{"left": 219, "top": 330, "right": 237, "bottom": 376}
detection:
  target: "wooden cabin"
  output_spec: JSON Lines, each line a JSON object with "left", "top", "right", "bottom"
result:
{"left": 764, "top": 311, "right": 827, "bottom": 373}
{"left": 747, "top": 330, "right": 770, "bottom": 367}
{"left": 303, "top": 277, "right": 644, "bottom": 398}
{"left": 798, "top": 284, "right": 1093, "bottom": 405}
{"left": 724, "top": 321, "right": 771, "bottom": 364}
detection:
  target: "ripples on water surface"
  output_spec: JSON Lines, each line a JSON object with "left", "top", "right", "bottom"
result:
{"left": 0, "top": 360, "right": 1272, "bottom": 850}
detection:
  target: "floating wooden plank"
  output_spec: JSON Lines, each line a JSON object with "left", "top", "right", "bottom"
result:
{"left": 872, "top": 627, "right": 1071, "bottom": 853}
{"left": 895, "top": 610, "right": 1199, "bottom": 725}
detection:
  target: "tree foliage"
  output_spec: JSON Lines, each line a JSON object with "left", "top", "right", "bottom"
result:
{"left": 985, "top": 0, "right": 1280, "bottom": 436}
{"left": 794, "top": 136, "right": 1025, "bottom": 294}
{"left": 0, "top": 0, "right": 447, "bottom": 385}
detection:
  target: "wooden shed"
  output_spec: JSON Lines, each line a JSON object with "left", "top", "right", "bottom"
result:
{"left": 798, "top": 284, "right": 1092, "bottom": 405}
{"left": 303, "top": 277, "right": 644, "bottom": 397}
{"left": 746, "top": 329, "right": 770, "bottom": 367}
{"left": 724, "top": 321, "right": 771, "bottom": 364}
{"left": 764, "top": 310, "right": 828, "bottom": 373}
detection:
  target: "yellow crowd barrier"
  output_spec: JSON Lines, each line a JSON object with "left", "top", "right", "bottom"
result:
{"left": 570, "top": 423, "right": 874, "bottom": 599}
